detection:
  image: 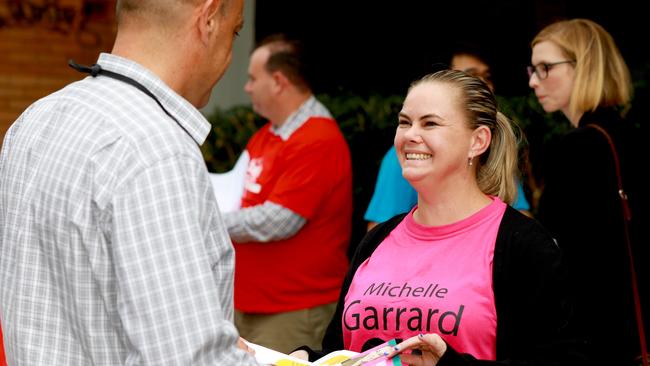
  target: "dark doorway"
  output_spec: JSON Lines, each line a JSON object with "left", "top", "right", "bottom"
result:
{"left": 255, "top": 0, "right": 647, "bottom": 97}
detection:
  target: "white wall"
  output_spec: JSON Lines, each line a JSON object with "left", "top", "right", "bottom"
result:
{"left": 200, "top": 0, "right": 255, "bottom": 116}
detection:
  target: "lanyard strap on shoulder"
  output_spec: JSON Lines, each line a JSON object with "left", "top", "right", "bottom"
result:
{"left": 68, "top": 59, "right": 192, "bottom": 139}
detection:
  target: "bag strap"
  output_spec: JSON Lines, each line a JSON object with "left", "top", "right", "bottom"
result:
{"left": 585, "top": 123, "right": 648, "bottom": 366}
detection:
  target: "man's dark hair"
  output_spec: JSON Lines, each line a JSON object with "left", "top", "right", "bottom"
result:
{"left": 449, "top": 41, "right": 493, "bottom": 68}
{"left": 256, "top": 34, "right": 311, "bottom": 92}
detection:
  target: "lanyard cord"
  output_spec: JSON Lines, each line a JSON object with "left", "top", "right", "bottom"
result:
{"left": 68, "top": 59, "right": 193, "bottom": 139}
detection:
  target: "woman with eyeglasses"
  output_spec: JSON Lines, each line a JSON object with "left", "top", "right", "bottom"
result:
{"left": 529, "top": 18, "right": 647, "bottom": 366}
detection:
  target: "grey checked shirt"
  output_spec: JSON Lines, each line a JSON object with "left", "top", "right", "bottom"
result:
{"left": 0, "top": 53, "right": 258, "bottom": 365}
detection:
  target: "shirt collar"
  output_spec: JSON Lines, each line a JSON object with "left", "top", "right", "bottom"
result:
{"left": 97, "top": 53, "right": 211, "bottom": 145}
{"left": 271, "top": 95, "right": 332, "bottom": 141}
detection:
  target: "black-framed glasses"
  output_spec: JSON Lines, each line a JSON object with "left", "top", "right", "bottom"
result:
{"left": 527, "top": 60, "right": 575, "bottom": 80}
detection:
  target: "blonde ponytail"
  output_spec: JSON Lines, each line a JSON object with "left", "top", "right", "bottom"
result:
{"left": 477, "top": 112, "right": 519, "bottom": 204}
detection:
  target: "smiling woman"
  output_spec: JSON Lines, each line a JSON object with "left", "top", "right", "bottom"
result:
{"left": 395, "top": 80, "right": 493, "bottom": 203}
{"left": 396, "top": 71, "right": 519, "bottom": 212}
{"left": 295, "top": 70, "right": 585, "bottom": 366}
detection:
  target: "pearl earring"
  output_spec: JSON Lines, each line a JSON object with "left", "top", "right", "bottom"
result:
{"left": 468, "top": 156, "right": 473, "bottom": 166}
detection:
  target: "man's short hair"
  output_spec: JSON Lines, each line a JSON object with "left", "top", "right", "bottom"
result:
{"left": 256, "top": 34, "right": 311, "bottom": 92}
{"left": 115, "top": 0, "right": 210, "bottom": 26}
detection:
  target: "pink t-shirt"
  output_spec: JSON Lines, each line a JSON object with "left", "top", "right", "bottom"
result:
{"left": 343, "top": 197, "right": 507, "bottom": 360}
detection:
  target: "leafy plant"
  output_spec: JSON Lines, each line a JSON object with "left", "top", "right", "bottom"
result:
{"left": 202, "top": 105, "right": 264, "bottom": 173}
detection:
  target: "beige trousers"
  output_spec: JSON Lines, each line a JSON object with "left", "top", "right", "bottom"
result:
{"left": 235, "top": 302, "right": 337, "bottom": 354}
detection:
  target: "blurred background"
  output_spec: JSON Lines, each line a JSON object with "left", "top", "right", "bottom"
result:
{"left": 1, "top": 0, "right": 647, "bottom": 255}
{"left": 1, "top": 0, "right": 648, "bottom": 136}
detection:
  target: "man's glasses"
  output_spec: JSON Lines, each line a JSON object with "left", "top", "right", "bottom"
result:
{"left": 527, "top": 60, "right": 575, "bottom": 80}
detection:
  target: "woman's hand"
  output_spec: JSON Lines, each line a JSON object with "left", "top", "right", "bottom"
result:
{"left": 387, "top": 333, "right": 447, "bottom": 366}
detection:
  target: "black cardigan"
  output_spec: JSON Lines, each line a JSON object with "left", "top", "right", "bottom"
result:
{"left": 302, "top": 206, "right": 586, "bottom": 365}
{"left": 537, "top": 108, "right": 648, "bottom": 365}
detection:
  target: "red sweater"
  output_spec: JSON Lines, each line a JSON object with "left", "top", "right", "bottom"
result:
{"left": 1, "top": 325, "right": 6, "bottom": 366}
{"left": 235, "top": 117, "right": 352, "bottom": 313}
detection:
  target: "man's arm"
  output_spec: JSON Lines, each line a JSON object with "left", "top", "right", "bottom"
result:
{"left": 112, "top": 155, "right": 258, "bottom": 365}
{"left": 223, "top": 201, "right": 306, "bottom": 243}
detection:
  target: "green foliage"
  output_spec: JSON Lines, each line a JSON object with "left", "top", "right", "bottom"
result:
{"left": 317, "top": 93, "right": 404, "bottom": 191}
{"left": 202, "top": 105, "right": 265, "bottom": 173}
{"left": 628, "top": 63, "right": 650, "bottom": 130}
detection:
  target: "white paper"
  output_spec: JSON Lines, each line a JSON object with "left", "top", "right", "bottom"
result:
{"left": 244, "top": 341, "right": 358, "bottom": 366}
{"left": 209, "top": 151, "right": 249, "bottom": 213}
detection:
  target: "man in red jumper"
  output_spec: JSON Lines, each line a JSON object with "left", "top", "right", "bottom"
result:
{"left": 223, "top": 34, "right": 352, "bottom": 354}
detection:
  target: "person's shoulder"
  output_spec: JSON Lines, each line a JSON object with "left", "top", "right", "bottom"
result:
{"left": 381, "top": 146, "right": 397, "bottom": 161}
{"left": 501, "top": 207, "right": 552, "bottom": 238}
{"left": 63, "top": 78, "right": 202, "bottom": 161}
{"left": 51, "top": 76, "right": 150, "bottom": 128}
{"left": 20, "top": 80, "right": 120, "bottom": 137}
{"left": 249, "top": 122, "right": 273, "bottom": 139}
{"left": 354, "top": 213, "right": 408, "bottom": 261}
{"left": 31, "top": 79, "right": 97, "bottom": 110}
{"left": 372, "top": 212, "right": 408, "bottom": 233}
{"left": 499, "top": 207, "right": 559, "bottom": 254}
{"left": 563, "top": 124, "right": 603, "bottom": 147}
{"left": 245, "top": 123, "right": 274, "bottom": 151}
{"left": 302, "top": 116, "right": 342, "bottom": 135}
{"left": 553, "top": 124, "right": 608, "bottom": 165}
{"left": 293, "top": 116, "right": 347, "bottom": 146}
{"left": 570, "top": 108, "right": 625, "bottom": 143}
{"left": 378, "top": 146, "right": 401, "bottom": 171}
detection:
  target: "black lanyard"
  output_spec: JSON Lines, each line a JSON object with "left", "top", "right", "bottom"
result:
{"left": 68, "top": 59, "right": 192, "bottom": 138}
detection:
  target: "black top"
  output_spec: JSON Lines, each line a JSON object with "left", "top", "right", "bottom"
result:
{"left": 301, "top": 206, "right": 587, "bottom": 365}
{"left": 537, "top": 107, "right": 648, "bottom": 365}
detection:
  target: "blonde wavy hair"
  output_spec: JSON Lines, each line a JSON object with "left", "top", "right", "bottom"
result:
{"left": 532, "top": 18, "right": 632, "bottom": 117}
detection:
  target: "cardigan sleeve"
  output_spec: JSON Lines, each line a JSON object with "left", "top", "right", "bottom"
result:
{"left": 436, "top": 207, "right": 587, "bottom": 366}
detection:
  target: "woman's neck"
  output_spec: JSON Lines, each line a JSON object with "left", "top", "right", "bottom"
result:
{"left": 413, "top": 185, "right": 492, "bottom": 227}
{"left": 563, "top": 107, "right": 584, "bottom": 128}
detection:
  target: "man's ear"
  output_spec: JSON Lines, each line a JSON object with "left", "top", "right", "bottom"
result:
{"left": 469, "top": 125, "right": 491, "bottom": 159}
{"left": 197, "top": 0, "right": 222, "bottom": 44}
{"left": 271, "top": 71, "right": 289, "bottom": 94}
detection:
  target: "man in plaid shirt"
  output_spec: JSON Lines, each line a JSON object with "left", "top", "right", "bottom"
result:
{"left": 0, "top": 0, "right": 259, "bottom": 364}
